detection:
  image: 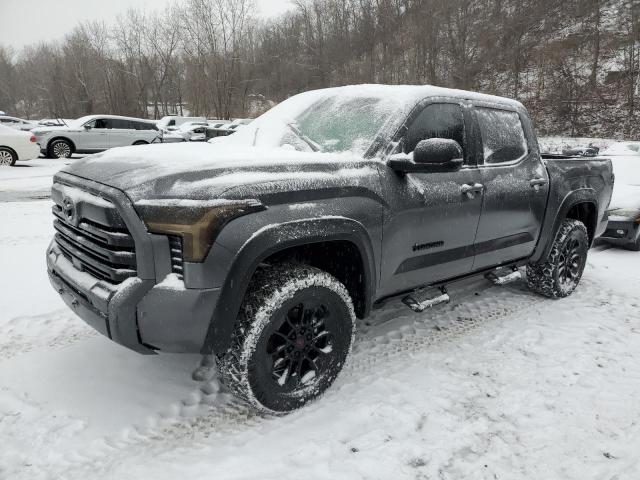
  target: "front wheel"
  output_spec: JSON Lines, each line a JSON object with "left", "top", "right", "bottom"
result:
{"left": 0, "top": 147, "right": 17, "bottom": 166}
{"left": 526, "top": 219, "right": 589, "bottom": 298}
{"left": 48, "top": 139, "right": 73, "bottom": 159}
{"left": 217, "top": 264, "right": 356, "bottom": 414}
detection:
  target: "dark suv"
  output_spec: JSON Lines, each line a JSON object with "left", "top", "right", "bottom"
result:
{"left": 47, "top": 85, "right": 613, "bottom": 413}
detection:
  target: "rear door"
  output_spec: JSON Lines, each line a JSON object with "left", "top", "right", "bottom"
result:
{"left": 471, "top": 105, "right": 549, "bottom": 270}
{"left": 379, "top": 101, "right": 484, "bottom": 297}
{"left": 108, "top": 119, "right": 134, "bottom": 148}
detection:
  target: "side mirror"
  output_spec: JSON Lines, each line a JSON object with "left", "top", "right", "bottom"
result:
{"left": 388, "top": 138, "right": 463, "bottom": 173}
{"left": 83, "top": 124, "right": 92, "bottom": 130}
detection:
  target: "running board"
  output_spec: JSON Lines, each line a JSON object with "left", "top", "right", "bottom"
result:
{"left": 403, "top": 286, "right": 450, "bottom": 312}
{"left": 485, "top": 268, "right": 521, "bottom": 286}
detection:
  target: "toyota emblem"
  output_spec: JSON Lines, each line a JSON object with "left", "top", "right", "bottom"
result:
{"left": 62, "top": 196, "right": 76, "bottom": 223}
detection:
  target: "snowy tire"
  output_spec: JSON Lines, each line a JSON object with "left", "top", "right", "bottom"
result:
{"left": 48, "top": 139, "right": 73, "bottom": 159}
{"left": 217, "top": 263, "right": 356, "bottom": 415}
{"left": 526, "top": 219, "right": 589, "bottom": 298}
{"left": 0, "top": 147, "right": 17, "bottom": 166}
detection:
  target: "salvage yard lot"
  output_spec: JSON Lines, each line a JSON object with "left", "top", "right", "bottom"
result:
{"left": 1, "top": 158, "right": 640, "bottom": 479}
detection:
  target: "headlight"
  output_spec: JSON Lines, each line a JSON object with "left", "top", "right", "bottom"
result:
{"left": 135, "top": 199, "right": 266, "bottom": 262}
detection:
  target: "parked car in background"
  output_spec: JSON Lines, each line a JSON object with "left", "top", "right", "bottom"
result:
{"left": 176, "top": 122, "right": 210, "bottom": 141}
{"left": 206, "top": 118, "right": 252, "bottom": 140}
{"left": 599, "top": 142, "right": 640, "bottom": 250}
{"left": 32, "top": 115, "right": 161, "bottom": 158}
{"left": 0, "top": 115, "right": 39, "bottom": 131}
{"left": 157, "top": 116, "right": 207, "bottom": 132}
{"left": 47, "top": 85, "right": 613, "bottom": 414}
{"left": 0, "top": 124, "right": 40, "bottom": 166}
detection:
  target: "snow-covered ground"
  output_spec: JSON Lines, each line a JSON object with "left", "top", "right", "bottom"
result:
{"left": 1, "top": 155, "right": 640, "bottom": 480}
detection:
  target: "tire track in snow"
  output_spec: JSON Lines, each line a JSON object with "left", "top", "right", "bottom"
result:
{"left": 36, "top": 269, "right": 640, "bottom": 479}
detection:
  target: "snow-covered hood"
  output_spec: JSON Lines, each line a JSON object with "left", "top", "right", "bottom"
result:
{"left": 59, "top": 143, "right": 380, "bottom": 203}
{"left": 32, "top": 125, "right": 77, "bottom": 134}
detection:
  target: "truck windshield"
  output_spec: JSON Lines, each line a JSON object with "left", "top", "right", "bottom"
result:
{"left": 225, "top": 86, "right": 419, "bottom": 156}
{"left": 292, "top": 96, "right": 394, "bottom": 154}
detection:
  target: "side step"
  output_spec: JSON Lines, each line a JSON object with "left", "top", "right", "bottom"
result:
{"left": 485, "top": 267, "right": 522, "bottom": 286}
{"left": 403, "top": 286, "right": 450, "bottom": 313}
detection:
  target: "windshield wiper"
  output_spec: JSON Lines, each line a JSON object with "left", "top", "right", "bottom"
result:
{"left": 286, "top": 122, "right": 321, "bottom": 152}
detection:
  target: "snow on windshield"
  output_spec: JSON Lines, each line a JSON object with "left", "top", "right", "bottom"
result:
{"left": 224, "top": 85, "right": 426, "bottom": 156}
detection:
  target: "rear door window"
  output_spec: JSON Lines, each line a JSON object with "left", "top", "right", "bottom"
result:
{"left": 475, "top": 108, "right": 527, "bottom": 165}
{"left": 111, "top": 119, "right": 131, "bottom": 129}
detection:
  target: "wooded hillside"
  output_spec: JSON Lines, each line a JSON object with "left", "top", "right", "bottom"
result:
{"left": 0, "top": 0, "right": 638, "bottom": 138}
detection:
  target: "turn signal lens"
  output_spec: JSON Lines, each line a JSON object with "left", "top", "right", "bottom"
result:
{"left": 135, "top": 199, "right": 266, "bottom": 262}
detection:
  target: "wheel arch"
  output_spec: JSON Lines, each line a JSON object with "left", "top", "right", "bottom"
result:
{"left": 0, "top": 145, "right": 18, "bottom": 161}
{"left": 201, "top": 217, "right": 377, "bottom": 355}
{"left": 532, "top": 188, "right": 599, "bottom": 263}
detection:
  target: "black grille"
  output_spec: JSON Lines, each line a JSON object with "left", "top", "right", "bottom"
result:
{"left": 168, "top": 236, "right": 184, "bottom": 279}
{"left": 52, "top": 196, "right": 137, "bottom": 284}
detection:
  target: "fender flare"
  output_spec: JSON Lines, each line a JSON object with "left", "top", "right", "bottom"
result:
{"left": 531, "top": 188, "right": 599, "bottom": 263}
{"left": 201, "top": 217, "right": 377, "bottom": 355}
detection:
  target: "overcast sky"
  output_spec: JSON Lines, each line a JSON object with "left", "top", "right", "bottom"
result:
{"left": 0, "top": 0, "right": 294, "bottom": 50}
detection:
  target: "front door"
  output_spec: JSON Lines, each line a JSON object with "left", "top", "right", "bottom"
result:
{"left": 80, "top": 118, "right": 109, "bottom": 151}
{"left": 471, "top": 106, "right": 550, "bottom": 270}
{"left": 379, "top": 102, "right": 484, "bottom": 297}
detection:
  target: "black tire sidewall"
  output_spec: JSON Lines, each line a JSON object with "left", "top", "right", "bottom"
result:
{"left": 48, "top": 140, "right": 72, "bottom": 159}
{"left": 552, "top": 222, "right": 589, "bottom": 297}
{"left": 245, "top": 285, "right": 354, "bottom": 413}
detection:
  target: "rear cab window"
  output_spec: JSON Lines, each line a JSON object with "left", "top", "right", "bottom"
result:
{"left": 475, "top": 108, "right": 528, "bottom": 165}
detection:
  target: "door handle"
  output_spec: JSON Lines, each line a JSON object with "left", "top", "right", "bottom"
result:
{"left": 461, "top": 183, "right": 484, "bottom": 199}
{"left": 530, "top": 178, "right": 548, "bottom": 187}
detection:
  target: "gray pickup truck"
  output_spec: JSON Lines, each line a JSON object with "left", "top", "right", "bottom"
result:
{"left": 47, "top": 85, "right": 614, "bottom": 414}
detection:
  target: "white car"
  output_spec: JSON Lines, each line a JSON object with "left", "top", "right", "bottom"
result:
{"left": 31, "top": 115, "right": 161, "bottom": 158}
{"left": 599, "top": 142, "right": 640, "bottom": 250}
{"left": 176, "top": 121, "right": 210, "bottom": 141}
{"left": 0, "top": 115, "right": 39, "bottom": 131}
{"left": 601, "top": 141, "right": 640, "bottom": 157}
{"left": 0, "top": 124, "right": 40, "bottom": 166}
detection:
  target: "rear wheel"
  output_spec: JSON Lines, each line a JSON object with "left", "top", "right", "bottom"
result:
{"left": 133, "top": 140, "right": 148, "bottom": 146}
{"left": 526, "top": 219, "right": 589, "bottom": 298}
{"left": 217, "top": 264, "right": 356, "bottom": 414}
{"left": 48, "top": 139, "right": 73, "bottom": 159}
{"left": 0, "top": 147, "right": 16, "bottom": 166}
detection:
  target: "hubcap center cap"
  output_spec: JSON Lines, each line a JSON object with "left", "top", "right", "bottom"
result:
{"left": 294, "top": 337, "right": 305, "bottom": 349}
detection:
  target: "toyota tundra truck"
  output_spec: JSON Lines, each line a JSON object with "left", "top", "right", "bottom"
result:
{"left": 47, "top": 85, "right": 614, "bottom": 414}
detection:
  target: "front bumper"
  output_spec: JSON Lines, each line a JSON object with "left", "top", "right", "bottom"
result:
{"left": 47, "top": 240, "right": 221, "bottom": 353}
